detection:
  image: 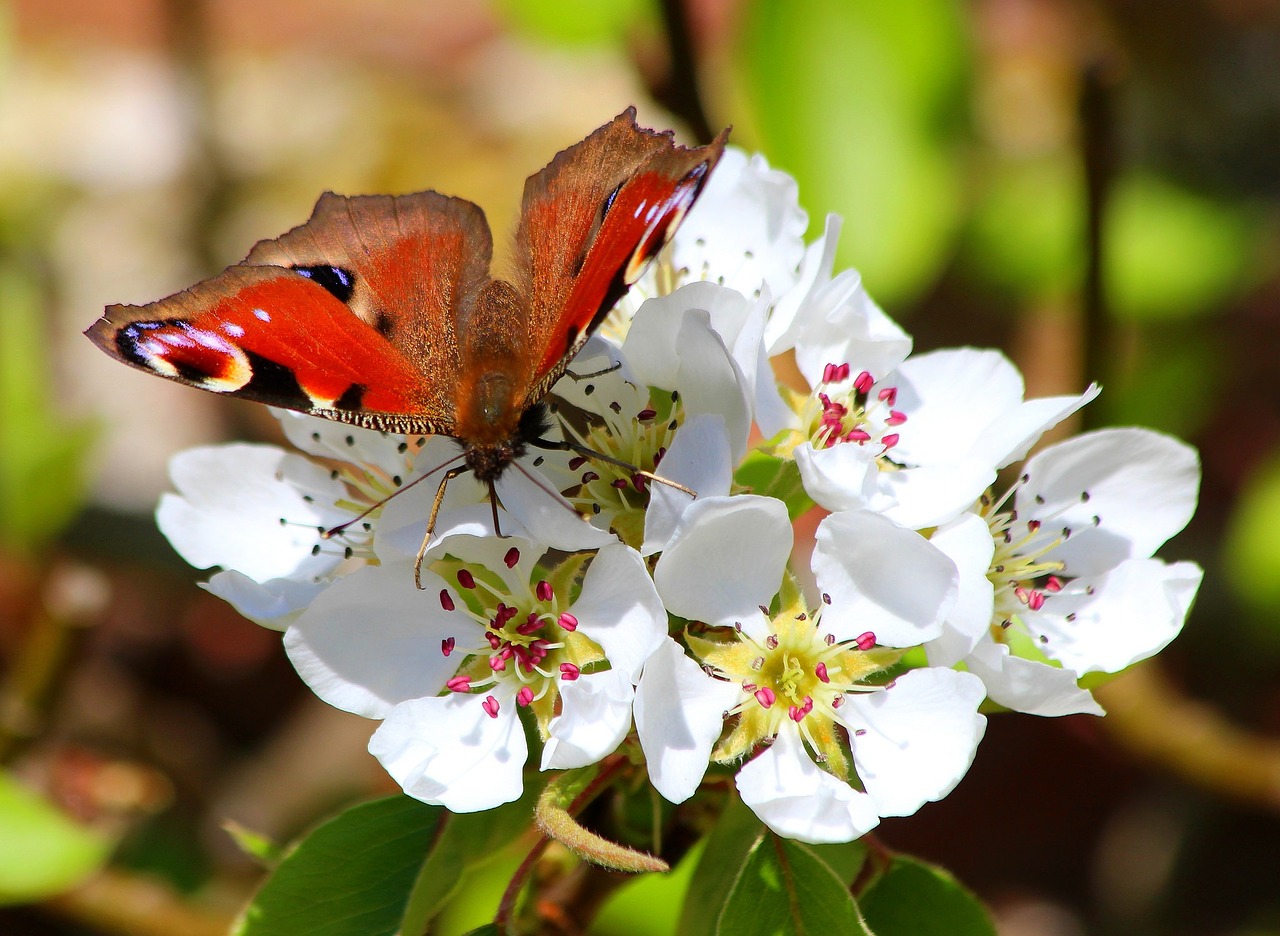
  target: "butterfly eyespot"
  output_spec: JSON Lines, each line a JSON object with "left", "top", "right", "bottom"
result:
{"left": 292, "top": 265, "right": 355, "bottom": 303}
{"left": 602, "top": 181, "right": 624, "bottom": 219}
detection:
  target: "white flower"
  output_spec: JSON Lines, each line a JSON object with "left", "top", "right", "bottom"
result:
{"left": 535, "top": 304, "right": 754, "bottom": 554}
{"left": 284, "top": 520, "right": 666, "bottom": 812}
{"left": 926, "top": 428, "right": 1203, "bottom": 716}
{"left": 635, "top": 505, "right": 980, "bottom": 842}
{"left": 156, "top": 412, "right": 427, "bottom": 628}
{"left": 737, "top": 668, "right": 986, "bottom": 843}
{"left": 787, "top": 348, "right": 1099, "bottom": 530}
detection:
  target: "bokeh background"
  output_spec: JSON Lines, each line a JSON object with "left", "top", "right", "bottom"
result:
{"left": 2, "top": 0, "right": 1279, "bottom": 933}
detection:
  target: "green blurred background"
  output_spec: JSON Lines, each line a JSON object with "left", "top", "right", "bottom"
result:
{"left": 1, "top": 0, "right": 1279, "bottom": 933}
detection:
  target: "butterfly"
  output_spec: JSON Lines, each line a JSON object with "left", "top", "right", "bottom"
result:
{"left": 86, "top": 108, "right": 728, "bottom": 581}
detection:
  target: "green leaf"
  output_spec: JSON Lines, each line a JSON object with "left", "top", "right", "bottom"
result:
{"left": 235, "top": 795, "right": 442, "bottom": 936}
{"left": 716, "top": 833, "right": 871, "bottom": 936}
{"left": 459, "top": 926, "right": 503, "bottom": 936}
{"left": 0, "top": 769, "right": 111, "bottom": 904}
{"left": 738, "top": 0, "right": 970, "bottom": 303}
{"left": 678, "top": 795, "right": 765, "bottom": 936}
{"left": 734, "top": 450, "right": 814, "bottom": 520}
{"left": 223, "top": 821, "right": 282, "bottom": 866}
{"left": 592, "top": 837, "right": 703, "bottom": 936}
{"left": 860, "top": 856, "right": 995, "bottom": 936}
{"left": 1105, "top": 172, "right": 1258, "bottom": 321}
{"left": 399, "top": 785, "right": 537, "bottom": 933}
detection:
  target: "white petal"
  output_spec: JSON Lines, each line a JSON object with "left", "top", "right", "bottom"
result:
{"left": 670, "top": 148, "right": 808, "bottom": 300}
{"left": 369, "top": 690, "right": 527, "bottom": 812}
{"left": 973, "top": 384, "right": 1101, "bottom": 469}
{"left": 765, "top": 213, "right": 842, "bottom": 354}
{"left": 838, "top": 668, "right": 986, "bottom": 817}
{"left": 967, "top": 640, "right": 1105, "bottom": 717}
{"left": 813, "top": 511, "right": 955, "bottom": 647}
{"left": 372, "top": 444, "right": 488, "bottom": 562}
{"left": 925, "top": 513, "right": 997, "bottom": 666}
{"left": 793, "top": 283, "right": 911, "bottom": 392}
{"left": 878, "top": 459, "right": 997, "bottom": 529}
{"left": 201, "top": 570, "right": 324, "bottom": 631}
{"left": 1032, "top": 559, "right": 1202, "bottom": 675}
{"left": 549, "top": 348, "right": 632, "bottom": 412}
{"left": 542, "top": 669, "right": 634, "bottom": 770}
{"left": 409, "top": 519, "right": 544, "bottom": 595}
{"left": 284, "top": 562, "right": 465, "bottom": 718}
{"left": 625, "top": 297, "right": 753, "bottom": 459}
{"left": 654, "top": 496, "right": 792, "bottom": 627}
{"left": 495, "top": 464, "right": 617, "bottom": 552}
{"left": 1017, "top": 429, "right": 1201, "bottom": 578}
{"left": 275, "top": 409, "right": 412, "bottom": 477}
{"left": 157, "top": 444, "right": 347, "bottom": 582}
{"left": 635, "top": 640, "right": 738, "bottom": 804}
{"left": 793, "top": 441, "right": 884, "bottom": 513}
{"left": 736, "top": 726, "right": 881, "bottom": 844}
{"left": 571, "top": 544, "right": 668, "bottom": 683}
{"left": 889, "top": 349, "right": 1024, "bottom": 466}
{"left": 642, "top": 412, "right": 733, "bottom": 556}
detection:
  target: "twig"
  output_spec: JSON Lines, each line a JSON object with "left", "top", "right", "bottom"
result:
{"left": 1096, "top": 664, "right": 1280, "bottom": 811}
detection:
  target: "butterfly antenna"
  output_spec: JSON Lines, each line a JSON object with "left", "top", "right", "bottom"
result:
{"left": 323, "top": 453, "right": 463, "bottom": 542}
{"left": 413, "top": 463, "right": 471, "bottom": 590}
{"left": 529, "top": 437, "right": 697, "bottom": 498}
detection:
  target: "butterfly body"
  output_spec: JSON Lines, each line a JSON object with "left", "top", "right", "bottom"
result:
{"left": 88, "top": 109, "right": 726, "bottom": 498}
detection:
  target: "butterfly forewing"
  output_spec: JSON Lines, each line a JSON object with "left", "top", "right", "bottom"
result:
{"left": 88, "top": 191, "right": 501, "bottom": 436}
{"left": 87, "top": 265, "right": 446, "bottom": 428}
{"left": 512, "top": 108, "right": 727, "bottom": 402}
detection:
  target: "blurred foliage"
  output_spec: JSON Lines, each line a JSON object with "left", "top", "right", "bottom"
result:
{"left": 0, "top": 262, "right": 96, "bottom": 555}
{"left": 1105, "top": 172, "right": 1261, "bottom": 322}
{"left": 497, "top": 0, "right": 651, "bottom": 46}
{"left": 1224, "top": 454, "right": 1280, "bottom": 650}
{"left": 736, "top": 0, "right": 970, "bottom": 305}
{"left": 0, "top": 770, "right": 110, "bottom": 904}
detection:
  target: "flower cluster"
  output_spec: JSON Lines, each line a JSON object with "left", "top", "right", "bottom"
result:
{"left": 160, "top": 149, "right": 1202, "bottom": 844}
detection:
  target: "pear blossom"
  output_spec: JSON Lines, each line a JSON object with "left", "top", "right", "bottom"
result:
{"left": 284, "top": 518, "right": 667, "bottom": 811}
{"left": 635, "top": 504, "right": 984, "bottom": 843}
{"left": 156, "top": 412, "right": 430, "bottom": 628}
{"left": 779, "top": 346, "right": 1100, "bottom": 530}
{"left": 537, "top": 301, "right": 754, "bottom": 552}
{"left": 926, "top": 428, "right": 1203, "bottom": 716}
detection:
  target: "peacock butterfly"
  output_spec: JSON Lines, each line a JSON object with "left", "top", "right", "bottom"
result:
{"left": 87, "top": 109, "right": 728, "bottom": 568}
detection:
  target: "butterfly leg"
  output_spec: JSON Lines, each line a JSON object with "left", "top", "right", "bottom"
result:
{"left": 564, "top": 361, "right": 622, "bottom": 381}
{"left": 487, "top": 480, "right": 510, "bottom": 540}
{"left": 528, "top": 437, "right": 697, "bottom": 498}
{"left": 414, "top": 463, "right": 472, "bottom": 589}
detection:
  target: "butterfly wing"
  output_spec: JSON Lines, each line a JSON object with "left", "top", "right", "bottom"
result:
{"left": 86, "top": 191, "right": 494, "bottom": 436}
{"left": 512, "top": 108, "right": 728, "bottom": 403}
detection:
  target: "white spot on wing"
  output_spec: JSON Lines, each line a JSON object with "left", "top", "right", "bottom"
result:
{"left": 254, "top": 308, "right": 271, "bottom": 322}
{"left": 224, "top": 322, "right": 245, "bottom": 337}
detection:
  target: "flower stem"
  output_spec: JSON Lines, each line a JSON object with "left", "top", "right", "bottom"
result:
{"left": 496, "top": 755, "right": 666, "bottom": 932}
